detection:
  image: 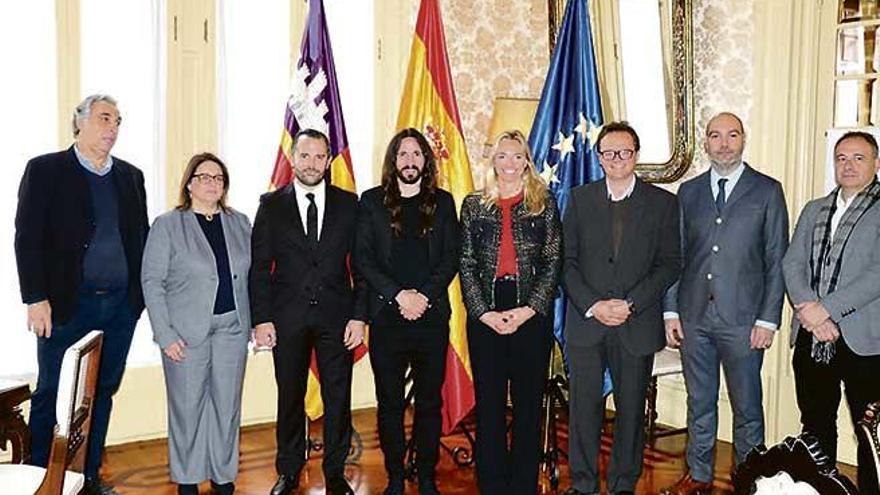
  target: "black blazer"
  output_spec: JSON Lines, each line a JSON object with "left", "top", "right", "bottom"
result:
{"left": 14, "top": 146, "right": 149, "bottom": 324}
{"left": 562, "top": 178, "right": 680, "bottom": 356}
{"left": 250, "top": 183, "right": 367, "bottom": 332}
{"left": 353, "top": 186, "right": 460, "bottom": 322}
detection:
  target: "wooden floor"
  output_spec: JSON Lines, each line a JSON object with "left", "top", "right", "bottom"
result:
{"left": 101, "top": 408, "right": 855, "bottom": 494}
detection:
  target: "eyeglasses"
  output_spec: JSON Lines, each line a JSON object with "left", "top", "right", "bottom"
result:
{"left": 598, "top": 149, "right": 635, "bottom": 161}
{"left": 192, "top": 173, "right": 226, "bottom": 185}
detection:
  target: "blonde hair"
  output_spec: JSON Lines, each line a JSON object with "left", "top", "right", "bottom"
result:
{"left": 481, "top": 130, "right": 549, "bottom": 216}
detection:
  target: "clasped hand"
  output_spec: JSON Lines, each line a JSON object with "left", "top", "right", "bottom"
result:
{"left": 480, "top": 306, "right": 536, "bottom": 335}
{"left": 396, "top": 289, "right": 429, "bottom": 320}
{"left": 593, "top": 299, "right": 631, "bottom": 327}
{"left": 795, "top": 301, "right": 839, "bottom": 343}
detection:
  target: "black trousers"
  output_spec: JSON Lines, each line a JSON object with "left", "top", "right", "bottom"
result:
{"left": 567, "top": 328, "right": 654, "bottom": 494}
{"left": 793, "top": 328, "right": 880, "bottom": 495}
{"left": 369, "top": 322, "right": 448, "bottom": 481}
{"left": 272, "top": 316, "right": 353, "bottom": 480}
{"left": 468, "top": 280, "right": 553, "bottom": 495}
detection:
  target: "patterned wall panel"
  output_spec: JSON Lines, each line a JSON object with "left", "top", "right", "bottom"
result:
{"left": 439, "top": 0, "right": 550, "bottom": 176}
{"left": 688, "top": 0, "right": 755, "bottom": 180}
{"left": 431, "top": 0, "right": 755, "bottom": 186}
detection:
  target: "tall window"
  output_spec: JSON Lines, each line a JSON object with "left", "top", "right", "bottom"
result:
{"left": 81, "top": 0, "right": 166, "bottom": 366}
{"left": 0, "top": 2, "right": 59, "bottom": 377}
{"left": 218, "top": 0, "right": 376, "bottom": 224}
{"left": 217, "top": 0, "right": 291, "bottom": 220}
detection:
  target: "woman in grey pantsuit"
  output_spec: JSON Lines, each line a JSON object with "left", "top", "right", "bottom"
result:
{"left": 142, "top": 153, "right": 252, "bottom": 495}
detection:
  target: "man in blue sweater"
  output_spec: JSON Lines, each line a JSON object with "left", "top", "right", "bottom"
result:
{"left": 15, "top": 94, "right": 149, "bottom": 495}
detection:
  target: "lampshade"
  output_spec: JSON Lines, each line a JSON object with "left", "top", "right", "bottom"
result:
{"left": 484, "top": 97, "right": 540, "bottom": 149}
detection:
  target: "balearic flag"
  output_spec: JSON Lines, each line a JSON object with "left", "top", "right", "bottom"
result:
{"left": 528, "top": 0, "right": 606, "bottom": 388}
{"left": 396, "top": 0, "right": 475, "bottom": 435}
{"left": 270, "top": 0, "right": 364, "bottom": 420}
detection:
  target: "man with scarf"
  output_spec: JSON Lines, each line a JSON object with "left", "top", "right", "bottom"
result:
{"left": 783, "top": 130, "right": 880, "bottom": 494}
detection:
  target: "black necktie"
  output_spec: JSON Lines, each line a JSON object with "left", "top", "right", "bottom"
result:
{"left": 306, "top": 192, "right": 318, "bottom": 248}
{"left": 716, "top": 178, "right": 728, "bottom": 212}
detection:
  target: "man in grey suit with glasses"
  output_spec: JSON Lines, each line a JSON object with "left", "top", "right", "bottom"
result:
{"left": 660, "top": 112, "right": 789, "bottom": 495}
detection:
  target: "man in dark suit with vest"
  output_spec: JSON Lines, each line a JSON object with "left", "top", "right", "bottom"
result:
{"left": 15, "top": 94, "right": 149, "bottom": 495}
{"left": 562, "top": 122, "right": 681, "bottom": 495}
{"left": 250, "top": 128, "right": 366, "bottom": 495}
{"left": 661, "top": 112, "right": 789, "bottom": 495}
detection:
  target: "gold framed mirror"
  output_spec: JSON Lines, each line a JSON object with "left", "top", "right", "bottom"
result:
{"left": 549, "top": 0, "right": 695, "bottom": 183}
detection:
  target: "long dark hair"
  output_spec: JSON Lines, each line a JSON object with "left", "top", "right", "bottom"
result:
{"left": 381, "top": 128, "right": 438, "bottom": 238}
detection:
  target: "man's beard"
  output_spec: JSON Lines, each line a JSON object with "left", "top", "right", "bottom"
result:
{"left": 396, "top": 166, "right": 423, "bottom": 185}
{"left": 710, "top": 155, "right": 742, "bottom": 175}
{"left": 295, "top": 169, "right": 325, "bottom": 187}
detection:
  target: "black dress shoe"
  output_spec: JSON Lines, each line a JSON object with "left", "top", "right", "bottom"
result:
{"left": 326, "top": 476, "right": 355, "bottom": 495}
{"left": 177, "top": 483, "right": 199, "bottom": 495}
{"left": 269, "top": 474, "right": 298, "bottom": 495}
{"left": 211, "top": 480, "right": 235, "bottom": 494}
{"left": 84, "top": 477, "right": 121, "bottom": 495}
{"left": 383, "top": 477, "right": 404, "bottom": 495}
{"left": 418, "top": 476, "right": 441, "bottom": 495}
{"left": 562, "top": 489, "right": 586, "bottom": 495}
{"left": 382, "top": 480, "right": 404, "bottom": 495}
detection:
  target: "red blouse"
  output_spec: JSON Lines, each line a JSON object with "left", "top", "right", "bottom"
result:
{"left": 495, "top": 191, "right": 524, "bottom": 277}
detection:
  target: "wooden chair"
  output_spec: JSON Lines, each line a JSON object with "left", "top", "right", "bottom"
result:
{"left": 731, "top": 433, "right": 859, "bottom": 495}
{"left": 645, "top": 347, "right": 688, "bottom": 445}
{"left": 859, "top": 400, "right": 880, "bottom": 493}
{"left": 0, "top": 330, "right": 103, "bottom": 495}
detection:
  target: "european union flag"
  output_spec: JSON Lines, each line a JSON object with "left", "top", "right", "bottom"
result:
{"left": 528, "top": 0, "right": 608, "bottom": 392}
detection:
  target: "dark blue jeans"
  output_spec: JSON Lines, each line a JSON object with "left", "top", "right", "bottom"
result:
{"left": 29, "top": 288, "right": 138, "bottom": 479}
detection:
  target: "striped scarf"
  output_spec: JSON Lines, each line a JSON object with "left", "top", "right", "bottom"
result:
{"left": 809, "top": 180, "right": 880, "bottom": 363}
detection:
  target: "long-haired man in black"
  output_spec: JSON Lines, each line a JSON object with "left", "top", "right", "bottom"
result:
{"left": 354, "top": 128, "right": 460, "bottom": 495}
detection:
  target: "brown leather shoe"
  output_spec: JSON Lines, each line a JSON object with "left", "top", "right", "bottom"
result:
{"left": 659, "top": 473, "right": 713, "bottom": 495}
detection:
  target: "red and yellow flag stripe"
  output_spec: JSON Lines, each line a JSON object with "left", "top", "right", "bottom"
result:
{"left": 397, "top": 0, "right": 475, "bottom": 435}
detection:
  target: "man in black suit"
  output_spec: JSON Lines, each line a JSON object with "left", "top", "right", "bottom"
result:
{"left": 561, "top": 122, "right": 681, "bottom": 495}
{"left": 353, "top": 128, "right": 459, "bottom": 495}
{"left": 251, "top": 128, "right": 366, "bottom": 495}
{"left": 15, "top": 94, "right": 149, "bottom": 495}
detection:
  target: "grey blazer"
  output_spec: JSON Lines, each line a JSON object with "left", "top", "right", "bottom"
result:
{"left": 663, "top": 165, "right": 789, "bottom": 328}
{"left": 783, "top": 195, "right": 880, "bottom": 355}
{"left": 142, "top": 208, "right": 252, "bottom": 349}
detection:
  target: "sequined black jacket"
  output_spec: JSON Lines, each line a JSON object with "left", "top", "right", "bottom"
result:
{"left": 459, "top": 192, "right": 562, "bottom": 318}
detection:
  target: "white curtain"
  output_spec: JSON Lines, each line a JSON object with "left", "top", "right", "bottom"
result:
{"left": 0, "top": 2, "right": 59, "bottom": 378}
{"left": 81, "top": 0, "right": 166, "bottom": 366}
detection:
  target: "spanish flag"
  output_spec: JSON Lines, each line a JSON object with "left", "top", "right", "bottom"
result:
{"left": 270, "top": 0, "right": 363, "bottom": 420}
{"left": 396, "top": 0, "right": 475, "bottom": 434}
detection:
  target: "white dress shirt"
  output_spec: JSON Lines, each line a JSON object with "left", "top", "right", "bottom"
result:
{"left": 830, "top": 188, "right": 858, "bottom": 239}
{"left": 293, "top": 179, "right": 326, "bottom": 240}
{"left": 664, "top": 162, "right": 777, "bottom": 330}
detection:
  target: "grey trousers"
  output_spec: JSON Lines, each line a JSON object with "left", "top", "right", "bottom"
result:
{"left": 162, "top": 311, "right": 248, "bottom": 484}
{"left": 680, "top": 306, "right": 765, "bottom": 482}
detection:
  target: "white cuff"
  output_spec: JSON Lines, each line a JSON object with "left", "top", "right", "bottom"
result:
{"left": 663, "top": 311, "right": 680, "bottom": 321}
{"left": 754, "top": 319, "right": 778, "bottom": 331}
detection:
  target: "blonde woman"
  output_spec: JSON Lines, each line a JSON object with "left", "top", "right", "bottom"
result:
{"left": 459, "top": 130, "right": 562, "bottom": 494}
